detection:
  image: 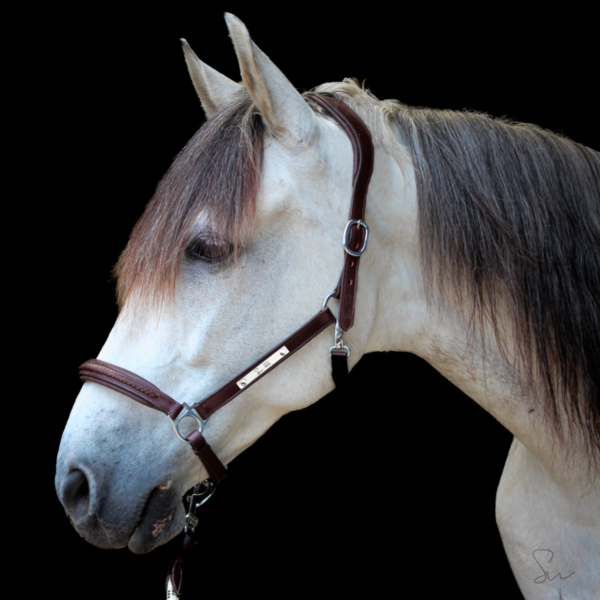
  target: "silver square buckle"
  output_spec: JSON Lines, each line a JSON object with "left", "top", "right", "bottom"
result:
{"left": 343, "top": 219, "right": 369, "bottom": 257}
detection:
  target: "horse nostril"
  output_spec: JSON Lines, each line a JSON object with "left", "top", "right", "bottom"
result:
{"left": 61, "top": 469, "right": 91, "bottom": 520}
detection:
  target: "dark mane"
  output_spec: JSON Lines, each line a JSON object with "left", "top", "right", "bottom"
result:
{"left": 390, "top": 104, "right": 600, "bottom": 464}
{"left": 313, "top": 80, "right": 600, "bottom": 464}
{"left": 115, "top": 91, "right": 264, "bottom": 309}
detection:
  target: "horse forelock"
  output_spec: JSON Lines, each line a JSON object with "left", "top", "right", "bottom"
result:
{"left": 114, "top": 91, "right": 264, "bottom": 312}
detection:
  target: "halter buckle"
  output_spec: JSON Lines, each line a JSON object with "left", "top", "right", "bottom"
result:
{"left": 169, "top": 403, "right": 209, "bottom": 444}
{"left": 343, "top": 219, "right": 369, "bottom": 257}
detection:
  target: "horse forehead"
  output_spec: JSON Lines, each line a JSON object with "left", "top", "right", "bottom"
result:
{"left": 260, "top": 139, "right": 321, "bottom": 191}
{"left": 258, "top": 121, "right": 354, "bottom": 213}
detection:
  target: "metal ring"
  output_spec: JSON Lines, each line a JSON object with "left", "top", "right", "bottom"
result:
{"left": 169, "top": 403, "right": 208, "bottom": 443}
{"left": 322, "top": 290, "right": 337, "bottom": 311}
{"left": 343, "top": 219, "right": 369, "bottom": 257}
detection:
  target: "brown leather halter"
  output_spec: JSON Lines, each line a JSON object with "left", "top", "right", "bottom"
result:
{"left": 78, "top": 94, "right": 374, "bottom": 595}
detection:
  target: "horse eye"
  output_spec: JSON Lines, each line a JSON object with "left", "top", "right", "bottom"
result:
{"left": 186, "top": 238, "right": 232, "bottom": 262}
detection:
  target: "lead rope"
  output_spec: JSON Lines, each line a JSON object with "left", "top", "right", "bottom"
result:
{"left": 166, "top": 481, "right": 215, "bottom": 598}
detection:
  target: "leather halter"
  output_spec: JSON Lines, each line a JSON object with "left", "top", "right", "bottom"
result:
{"left": 79, "top": 98, "right": 373, "bottom": 595}
{"left": 79, "top": 94, "right": 373, "bottom": 486}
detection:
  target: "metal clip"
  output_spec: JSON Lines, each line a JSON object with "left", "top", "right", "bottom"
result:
{"left": 329, "top": 321, "right": 350, "bottom": 356}
{"left": 184, "top": 514, "right": 199, "bottom": 533}
{"left": 184, "top": 480, "right": 216, "bottom": 533}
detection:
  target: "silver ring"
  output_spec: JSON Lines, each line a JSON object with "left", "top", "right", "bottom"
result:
{"left": 322, "top": 290, "right": 337, "bottom": 311}
{"left": 169, "top": 403, "right": 209, "bottom": 443}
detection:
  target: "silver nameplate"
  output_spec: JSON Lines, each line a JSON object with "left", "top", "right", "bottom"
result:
{"left": 237, "top": 346, "right": 290, "bottom": 389}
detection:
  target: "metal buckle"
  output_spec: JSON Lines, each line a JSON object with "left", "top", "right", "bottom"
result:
{"left": 329, "top": 321, "right": 350, "bottom": 357}
{"left": 169, "top": 402, "right": 209, "bottom": 443}
{"left": 343, "top": 219, "right": 369, "bottom": 257}
{"left": 184, "top": 480, "right": 215, "bottom": 533}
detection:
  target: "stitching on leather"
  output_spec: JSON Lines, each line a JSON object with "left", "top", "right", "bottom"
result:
{"left": 83, "top": 364, "right": 161, "bottom": 399}
{"left": 81, "top": 362, "right": 177, "bottom": 408}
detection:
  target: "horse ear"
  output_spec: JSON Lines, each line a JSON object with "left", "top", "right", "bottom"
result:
{"left": 180, "top": 38, "right": 242, "bottom": 117}
{"left": 224, "top": 13, "right": 316, "bottom": 143}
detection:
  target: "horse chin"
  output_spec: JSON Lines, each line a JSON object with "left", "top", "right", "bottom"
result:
{"left": 127, "top": 487, "right": 186, "bottom": 554}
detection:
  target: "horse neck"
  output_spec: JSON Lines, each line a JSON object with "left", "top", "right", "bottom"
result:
{"left": 365, "top": 137, "right": 596, "bottom": 489}
{"left": 360, "top": 144, "right": 427, "bottom": 355}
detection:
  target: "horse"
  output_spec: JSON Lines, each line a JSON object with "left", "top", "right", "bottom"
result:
{"left": 55, "top": 13, "right": 600, "bottom": 600}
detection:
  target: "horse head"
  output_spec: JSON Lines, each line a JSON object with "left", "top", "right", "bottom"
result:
{"left": 55, "top": 14, "right": 416, "bottom": 554}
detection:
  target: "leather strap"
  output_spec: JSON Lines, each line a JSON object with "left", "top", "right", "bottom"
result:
{"left": 196, "top": 308, "right": 336, "bottom": 419}
{"left": 187, "top": 430, "right": 228, "bottom": 484}
{"left": 79, "top": 359, "right": 183, "bottom": 419}
{"left": 79, "top": 308, "right": 336, "bottom": 482}
{"left": 330, "top": 350, "right": 350, "bottom": 389}
{"left": 80, "top": 308, "right": 335, "bottom": 414}
{"left": 305, "top": 94, "right": 374, "bottom": 334}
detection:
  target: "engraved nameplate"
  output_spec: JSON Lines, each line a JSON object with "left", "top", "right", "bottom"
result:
{"left": 237, "top": 346, "right": 289, "bottom": 389}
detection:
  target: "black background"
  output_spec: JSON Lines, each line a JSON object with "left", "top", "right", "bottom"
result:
{"left": 25, "top": 4, "right": 597, "bottom": 599}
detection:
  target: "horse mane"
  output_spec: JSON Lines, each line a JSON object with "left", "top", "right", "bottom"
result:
{"left": 311, "top": 80, "right": 600, "bottom": 465}
{"left": 114, "top": 90, "right": 264, "bottom": 311}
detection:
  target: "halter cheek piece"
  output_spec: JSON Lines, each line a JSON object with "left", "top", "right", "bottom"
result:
{"left": 78, "top": 94, "right": 374, "bottom": 594}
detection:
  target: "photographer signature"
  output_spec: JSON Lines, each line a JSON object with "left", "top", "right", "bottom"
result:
{"left": 533, "top": 549, "right": 575, "bottom": 584}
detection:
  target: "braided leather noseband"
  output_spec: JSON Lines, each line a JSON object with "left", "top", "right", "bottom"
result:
{"left": 78, "top": 94, "right": 374, "bottom": 594}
